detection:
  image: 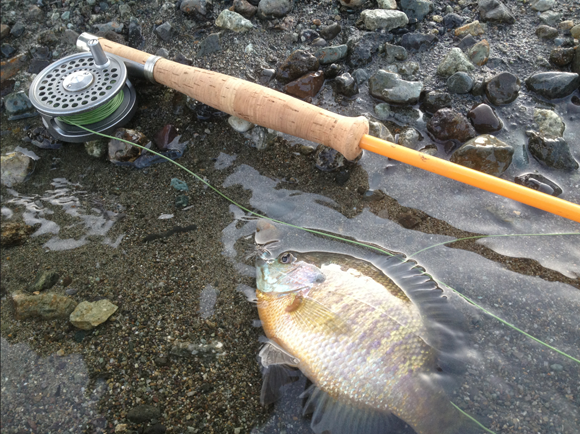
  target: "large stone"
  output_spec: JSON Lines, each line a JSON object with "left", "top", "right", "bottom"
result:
{"left": 154, "top": 22, "right": 173, "bottom": 41}
{"left": 527, "top": 131, "right": 579, "bottom": 170}
{"left": 514, "top": 173, "right": 562, "bottom": 197}
{"left": 276, "top": 50, "right": 319, "bottom": 83}
{"left": 451, "top": 135, "right": 513, "bottom": 176}
{"left": 257, "top": 0, "right": 293, "bottom": 20}
{"left": 400, "top": 33, "right": 437, "bottom": 51}
{"left": 314, "top": 45, "right": 348, "bottom": 65}
{"left": 233, "top": 0, "right": 258, "bottom": 19}
{"left": 447, "top": 72, "right": 473, "bottom": 94}
{"left": 485, "top": 72, "right": 521, "bottom": 105}
{"left": 319, "top": 23, "right": 341, "bottom": 40}
{"left": 1, "top": 222, "right": 33, "bottom": 247}
{"left": 455, "top": 20, "right": 485, "bottom": 38}
{"left": 437, "top": 47, "right": 475, "bottom": 77}
{"left": 215, "top": 10, "right": 254, "bottom": 32}
{"left": 400, "top": 0, "right": 433, "bottom": 22}
{"left": 283, "top": 70, "right": 325, "bottom": 102}
{"left": 70, "top": 299, "right": 118, "bottom": 330}
{"left": 478, "top": 0, "right": 515, "bottom": 24}
{"left": 467, "top": 103, "right": 503, "bottom": 134}
{"left": 549, "top": 47, "right": 575, "bottom": 67}
{"left": 12, "top": 292, "right": 77, "bottom": 320}
{"left": 0, "top": 151, "right": 36, "bottom": 187}
{"left": 536, "top": 25, "right": 558, "bottom": 40}
{"left": 531, "top": 0, "right": 555, "bottom": 11}
{"left": 539, "top": 10, "right": 562, "bottom": 27}
{"left": 196, "top": 33, "right": 221, "bottom": 57}
{"left": 427, "top": 108, "right": 477, "bottom": 142}
{"left": 420, "top": 91, "right": 452, "bottom": 114}
{"left": 525, "top": 72, "right": 580, "bottom": 99}
{"left": 533, "top": 109, "right": 565, "bottom": 137}
{"left": 368, "top": 70, "right": 423, "bottom": 105}
{"left": 360, "top": 10, "right": 409, "bottom": 31}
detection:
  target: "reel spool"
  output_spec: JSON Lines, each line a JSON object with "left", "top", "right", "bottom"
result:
{"left": 28, "top": 39, "right": 137, "bottom": 143}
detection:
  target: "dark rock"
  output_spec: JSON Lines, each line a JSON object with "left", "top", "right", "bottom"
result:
{"left": 4, "top": 91, "right": 37, "bottom": 120}
{"left": 276, "top": 50, "right": 319, "bottom": 83}
{"left": 156, "top": 48, "right": 169, "bottom": 58}
{"left": 485, "top": 72, "right": 521, "bottom": 105}
{"left": 283, "top": 70, "right": 325, "bottom": 102}
{"left": 196, "top": 33, "right": 221, "bottom": 57}
{"left": 471, "top": 78, "right": 486, "bottom": 96}
{"left": 128, "top": 19, "right": 145, "bottom": 49}
{"left": 300, "top": 29, "right": 320, "bottom": 44}
{"left": 549, "top": 47, "right": 575, "bottom": 66}
{"left": 535, "top": 25, "right": 558, "bottom": 40}
{"left": 451, "top": 135, "right": 513, "bottom": 176}
{"left": 314, "top": 45, "right": 348, "bottom": 65}
{"left": 28, "top": 59, "right": 50, "bottom": 74}
{"left": 398, "top": 211, "right": 422, "bottom": 229}
{"left": 368, "top": 120, "right": 395, "bottom": 142}
{"left": 154, "top": 22, "right": 173, "bottom": 41}
{"left": 1, "top": 79, "right": 15, "bottom": 97}
{"left": 554, "top": 37, "right": 575, "bottom": 48}
{"left": 10, "top": 23, "right": 25, "bottom": 38}
{"left": 95, "top": 30, "right": 126, "bottom": 45}
{"left": 527, "top": 131, "right": 579, "bottom": 170}
{"left": 1, "top": 44, "right": 16, "bottom": 58}
{"left": 319, "top": 23, "right": 341, "bottom": 40}
{"left": 234, "top": 0, "right": 258, "bottom": 19}
{"left": 447, "top": 71, "right": 473, "bottom": 94}
{"left": 427, "top": 108, "right": 477, "bottom": 142}
{"left": 400, "top": 33, "right": 437, "bottom": 51}
{"left": 259, "top": 68, "right": 275, "bottom": 84}
{"left": 0, "top": 24, "right": 8, "bottom": 40}
{"left": 369, "top": 70, "right": 423, "bottom": 104}
{"left": 174, "top": 53, "right": 192, "bottom": 66}
{"left": 400, "top": 0, "right": 433, "bottom": 23}
{"left": 154, "top": 125, "right": 179, "bottom": 149}
{"left": 27, "top": 5, "right": 44, "bottom": 22}
{"left": 181, "top": 0, "right": 208, "bottom": 17}
{"left": 443, "top": 14, "right": 466, "bottom": 29}
{"left": 323, "top": 63, "right": 344, "bottom": 79}
{"left": 62, "top": 29, "right": 80, "bottom": 46}
{"left": 335, "top": 170, "right": 350, "bottom": 186}
{"left": 514, "top": 173, "right": 562, "bottom": 197}
{"left": 127, "top": 405, "right": 161, "bottom": 424}
{"left": 352, "top": 68, "right": 369, "bottom": 84}
{"left": 335, "top": 72, "right": 359, "bottom": 97}
{"left": 420, "top": 91, "right": 452, "bottom": 114}
{"left": 467, "top": 103, "right": 503, "bottom": 134}
{"left": 315, "top": 145, "right": 346, "bottom": 171}
{"left": 478, "top": 0, "right": 515, "bottom": 24}
{"left": 258, "top": 0, "right": 293, "bottom": 20}
{"left": 154, "top": 356, "right": 169, "bottom": 366}
{"left": 525, "top": 72, "right": 580, "bottom": 99}
{"left": 1, "top": 222, "right": 33, "bottom": 247}
{"left": 12, "top": 292, "right": 77, "bottom": 320}
{"left": 573, "top": 48, "right": 580, "bottom": 75}
{"left": 28, "top": 271, "right": 60, "bottom": 293}
{"left": 384, "top": 43, "right": 407, "bottom": 63}
{"left": 144, "top": 424, "right": 167, "bottom": 434}
{"left": 457, "top": 35, "right": 477, "bottom": 51}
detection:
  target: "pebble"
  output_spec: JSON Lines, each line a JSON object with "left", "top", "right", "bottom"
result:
{"left": 228, "top": 115, "right": 254, "bottom": 133}
{"left": 450, "top": 134, "right": 513, "bottom": 176}
{"left": 170, "top": 178, "right": 189, "bottom": 191}
{"left": 69, "top": 299, "right": 119, "bottom": 330}
{"left": 215, "top": 10, "right": 254, "bottom": 33}
{"left": 196, "top": 33, "right": 221, "bottom": 57}
{"left": 398, "top": 127, "right": 423, "bottom": 149}
{"left": 531, "top": 0, "right": 556, "bottom": 11}
{"left": 535, "top": 25, "right": 559, "bottom": 40}
{"left": 455, "top": 20, "right": 485, "bottom": 38}
{"left": 0, "top": 222, "right": 33, "bottom": 247}
{"left": 468, "top": 103, "right": 503, "bottom": 134}
{"left": 352, "top": 68, "right": 369, "bottom": 84}
{"left": 549, "top": 47, "right": 575, "bottom": 66}
{"left": 384, "top": 43, "right": 408, "bottom": 63}
{"left": 94, "top": 21, "right": 124, "bottom": 34}
{"left": 27, "top": 271, "right": 60, "bottom": 293}
{"left": 234, "top": 0, "right": 258, "bottom": 19}
{"left": 319, "top": 23, "right": 341, "bottom": 40}
{"left": 314, "top": 45, "right": 348, "bottom": 65}
{"left": 154, "top": 22, "right": 173, "bottom": 41}
{"left": 420, "top": 91, "right": 452, "bottom": 114}
{"left": 108, "top": 129, "right": 149, "bottom": 164}
{"left": 0, "top": 53, "right": 28, "bottom": 82}
{"left": 339, "top": 0, "right": 365, "bottom": 6}
{"left": 443, "top": 13, "right": 466, "bottom": 29}
{"left": 128, "top": 19, "right": 145, "bottom": 49}
{"left": 525, "top": 72, "right": 580, "bottom": 99}
{"left": 85, "top": 139, "right": 108, "bottom": 158}
{"left": 245, "top": 126, "right": 277, "bottom": 150}
{"left": 447, "top": 71, "right": 473, "bottom": 94}
{"left": 468, "top": 39, "right": 490, "bottom": 66}
{"left": 257, "top": 0, "right": 294, "bottom": 20}
{"left": 485, "top": 72, "right": 521, "bottom": 105}
{"left": 127, "top": 405, "right": 161, "bottom": 424}
{"left": 400, "top": 33, "right": 438, "bottom": 51}
{"left": 0, "top": 24, "right": 9, "bottom": 39}
{"left": 533, "top": 109, "right": 565, "bottom": 137}
{"left": 1, "top": 44, "right": 16, "bottom": 58}
{"left": 399, "top": 0, "right": 433, "bottom": 23}
{"left": 539, "top": 10, "right": 562, "bottom": 27}
{"left": 0, "top": 151, "right": 36, "bottom": 187}
{"left": 478, "top": 0, "right": 515, "bottom": 24}
{"left": 314, "top": 145, "right": 346, "bottom": 171}
{"left": 360, "top": 9, "right": 409, "bottom": 31}
{"left": 377, "top": 0, "right": 398, "bottom": 9}
{"left": 335, "top": 72, "right": 359, "bottom": 97}
{"left": 144, "top": 424, "right": 167, "bottom": 434}
{"left": 12, "top": 291, "right": 77, "bottom": 320}
{"left": 368, "top": 120, "right": 394, "bottom": 142}
{"left": 10, "top": 22, "right": 25, "bottom": 38}
{"left": 369, "top": 71, "right": 423, "bottom": 105}
{"left": 283, "top": 70, "right": 325, "bottom": 102}
{"left": 170, "top": 340, "right": 226, "bottom": 358}
{"left": 4, "top": 91, "right": 37, "bottom": 120}
{"left": 571, "top": 24, "right": 580, "bottom": 40}
{"left": 526, "top": 131, "right": 579, "bottom": 170}
{"left": 437, "top": 47, "right": 475, "bottom": 77}
{"left": 181, "top": 0, "right": 208, "bottom": 17}
{"left": 276, "top": 50, "right": 319, "bottom": 83}
{"left": 427, "top": 108, "right": 477, "bottom": 142}
{"left": 514, "top": 173, "right": 562, "bottom": 197}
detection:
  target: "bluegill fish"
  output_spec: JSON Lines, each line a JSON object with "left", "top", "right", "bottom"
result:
{"left": 255, "top": 250, "right": 483, "bottom": 434}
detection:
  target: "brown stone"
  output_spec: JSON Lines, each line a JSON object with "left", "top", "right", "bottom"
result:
{"left": 468, "top": 39, "right": 490, "bottom": 66}
{"left": 12, "top": 292, "right": 78, "bottom": 320}
{"left": 455, "top": 20, "right": 485, "bottom": 37}
{"left": 283, "top": 70, "right": 325, "bottom": 102}
{"left": 0, "top": 54, "right": 28, "bottom": 83}
{"left": 1, "top": 24, "right": 9, "bottom": 39}
{"left": 1, "top": 222, "right": 34, "bottom": 247}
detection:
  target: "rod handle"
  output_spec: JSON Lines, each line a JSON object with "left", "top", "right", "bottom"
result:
{"left": 91, "top": 36, "right": 369, "bottom": 160}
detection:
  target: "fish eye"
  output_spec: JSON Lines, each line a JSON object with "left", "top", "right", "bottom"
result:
{"left": 280, "top": 252, "right": 294, "bottom": 264}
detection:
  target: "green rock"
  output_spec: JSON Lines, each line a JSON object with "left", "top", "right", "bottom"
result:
{"left": 28, "top": 270, "right": 60, "bottom": 292}
{"left": 70, "top": 299, "right": 118, "bottom": 330}
{"left": 314, "top": 45, "right": 348, "bottom": 65}
{"left": 12, "top": 291, "right": 77, "bottom": 320}
{"left": 437, "top": 47, "right": 475, "bottom": 77}
{"left": 451, "top": 134, "right": 514, "bottom": 176}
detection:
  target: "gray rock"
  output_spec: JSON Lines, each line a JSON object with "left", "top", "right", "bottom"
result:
{"left": 3, "top": 92, "right": 37, "bottom": 121}
{"left": 369, "top": 70, "right": 423, "bottom": 105}
{"left": 374, "top": 103, "right": 392, "bottom": 120}
{"left": 62, "top": 29, "right": 79, "bottom": 45}
{"left": 314, "top": 45, "right": 348, "bottom": 65}
{"left": 369, "top": 120, "right": 394, "bottom": 142}
{"left": 514, "top": 173, "right": 562, "bottom": 197}
{"left": 69, "top": 299, "right": 118, "bottom": 330}
{"left": 315, "top": 146, "right": 346, "bottom": 170}
{"left": 531, "top": 0, "right": 555, "bottom": 12}
{"left": 384, "top": 43, "right": 408, "bottom": 63}
{"left": 127, "top": 405, "right": 161, "bottom": 424}
{"left": 573, "top": 48, "right": 580, "bottom": 75}
{"left": 352, "top": 69, "right": 369, "bottom": 84}
{"left": 535, "top": 25, "right": 558, "bottom": 40}
{"left": 10, "top": 22, "right": 25, "bottom": 38}
{"left": 258, "top": 0, "right": 294, "bottom": 20}
{"left": 398, "top": 127, "right": 423, "bottom": 149}
{"left": 377, "top": 0, "right": 398, "bottom": 8}
{"left": 400, "top": 0, "right": 433, "bottom": 23}
{"left": 94, "top": 21, "right": 123, "bottom": 33}
{"left": 451, "top": 135, "right": 514, "bottom": 176}
{"left": 360, "top": 10, "right": 409, "bottom": 31}
{"left": 170, "top": 340, "right": 226, "bottom": 358}
{"left": 0, "top": 152, "right": 36, "bottom": 187}
{"left": 12, "top": 292, "right": 77, "bottom": 320}
{"left": 420, "top": 91, "right": 452, "bottom": 114}
{"left": 215, "top": 10, "right": 253, "bottom": 32}
{"left": 437, "top": 47, "right": 475, "bottom": 77}
{"left": 478, "top": 0, "right": 515, "bottom": 24}
{"left": 485, "top": 72, "right": 521, "bottom": 105}
{"left": 181, "top": 0, "right": 208, "bottom": 16}
{"left": 155, "top": 47, "right": 169, "bottom": 57}
{"left": 319, "top": 23, "right": 341, "bottom": 40}
{"left": 27, "top": 271, "right": 59, "bottom": 293}
{"left": 234, "top": 0, "right": 258, "bottom": 19}
{"left": 443, "top": 13, "right": 466, "bottom": 29}
{"left": 228, "top": 116, "right": 254, "bottom": 133}
{"left": 447, "top": 72, "right": 473, "bottom": 94}
{"left": 525, "top": 72, "right": 580, "bottom": 99}
{"left": 527, "top": 131, "right": 579, "bottom": 170}
{"left": 539, "top": 11, "right": 562, "bottom": 27}
{"left": 245, "top": 126, "right": 277, "bottom": 150}
{"left": 400, "top": 33, "right": 438, "bottom": 51}
{"left": 196, "top": 33, "right": 221, "bottom": 57}
{"left": 335, "top": 73, "right": 359, "bottom": 97}
{"left": 468, "top": 39, "right": 490, "bottom": 66}
{"left": 534, "top": 109, "right": 565, "bottom": 137}
{"left": 154, "top": 22, "right": 173, "bottom": 41}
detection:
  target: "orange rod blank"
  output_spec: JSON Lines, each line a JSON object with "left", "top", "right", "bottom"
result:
{"left": 359, "top": 135, "right": 580, "bottom": 224}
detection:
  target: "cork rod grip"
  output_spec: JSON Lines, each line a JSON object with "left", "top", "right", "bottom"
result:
{"left": 97, "top": 38, "right": 369, "bottom": 160}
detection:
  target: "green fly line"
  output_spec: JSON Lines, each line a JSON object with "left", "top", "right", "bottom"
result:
{"left": 57, "top": 90, "right": 125, "bottom": 126}
{"left": 67, "top": 121, "right": 580, "bottom": 369}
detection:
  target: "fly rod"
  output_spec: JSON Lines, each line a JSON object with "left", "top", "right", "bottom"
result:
{"left": 72, "top": 34, "right": 580, "bottom": 223}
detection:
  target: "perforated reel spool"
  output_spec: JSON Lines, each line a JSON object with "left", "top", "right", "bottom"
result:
{"left": 28, "top": 44, "right": 137, "bottom": 143}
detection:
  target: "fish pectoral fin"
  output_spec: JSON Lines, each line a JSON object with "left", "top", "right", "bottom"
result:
{"left": 258, "top": 341, "right": 300, "bottom": 368}
{"left": 300, "top": 385, "right": 405, "bottom": 434}
{"left": 290, "top": 297, "right": 349, "bottom": 335}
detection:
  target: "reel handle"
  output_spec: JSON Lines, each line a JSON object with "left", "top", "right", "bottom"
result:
{"left": 93, "top": 37, "right": 369, "bottom": 160}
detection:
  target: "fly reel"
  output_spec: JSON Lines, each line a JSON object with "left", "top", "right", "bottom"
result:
{"left": 28, "top": 39, "right": 137, "bottom": 143}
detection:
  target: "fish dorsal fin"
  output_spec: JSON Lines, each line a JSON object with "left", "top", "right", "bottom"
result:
{"left": 289, "top": 295, "right": 349, "bottom": 335}
{"left": 258, "top": 340, "right": 300, "bottom": 368}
